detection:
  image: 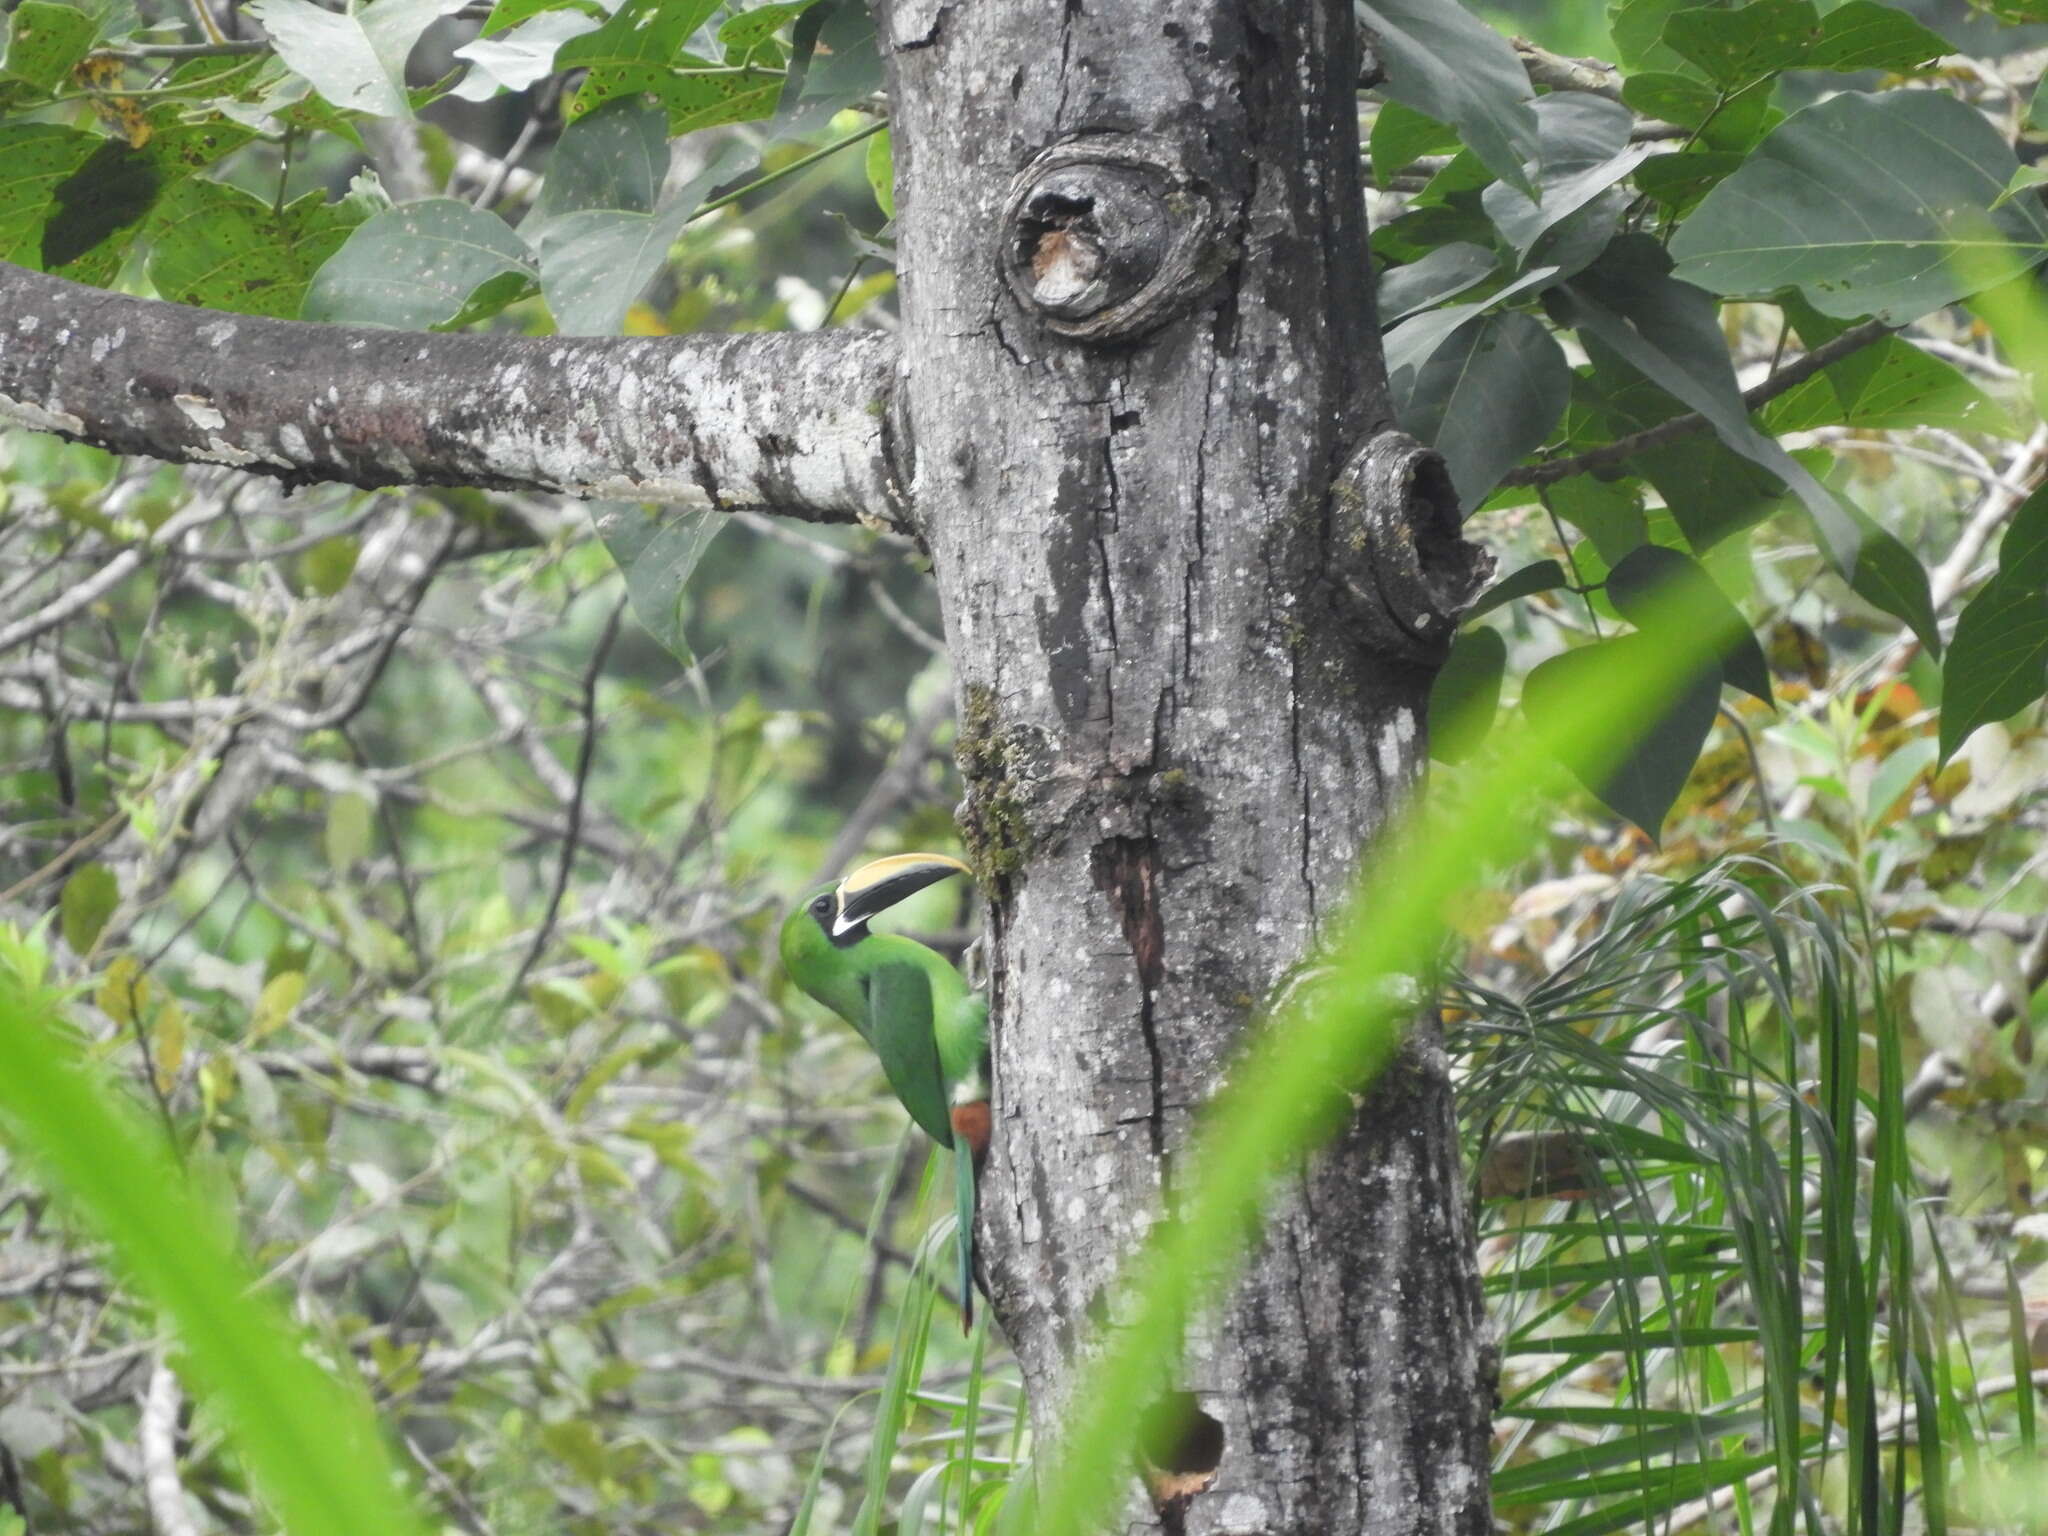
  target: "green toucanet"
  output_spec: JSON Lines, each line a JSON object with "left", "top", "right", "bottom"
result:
{"left": 779, "top": 852, "right": 990, "bottom": 1327}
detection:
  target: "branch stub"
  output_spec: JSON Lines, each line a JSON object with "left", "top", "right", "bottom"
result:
{"left": 1330, "top": 430, "right": 1495, "bottom": 661}
{"left": 998, "top": 136, "right": 1228, "bottom": 344}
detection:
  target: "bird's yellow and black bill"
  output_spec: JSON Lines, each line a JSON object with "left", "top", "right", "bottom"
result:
{"left": 833, "top": 852, "right": 972, "bottom": 936}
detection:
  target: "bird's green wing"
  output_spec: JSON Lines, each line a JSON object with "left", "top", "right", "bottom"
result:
{"left": 867, "top": 961, "right": 955, "bottom": 1148}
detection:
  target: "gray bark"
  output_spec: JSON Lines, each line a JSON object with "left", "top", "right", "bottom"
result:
{"left": 0, "top": 263, "right": 896, "bottom": 521}
{"left": 880, "top": 1, "right": 1495, "bottom": 1531}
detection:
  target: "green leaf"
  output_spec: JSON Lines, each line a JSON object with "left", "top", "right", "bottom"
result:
{"left": 1556, "top": 238, "right": 1938, "bottom": 651}
{"left": 718, "top": 0, "right": 817, "bottom": 60}
{"left": 1662, "top": 0, "right": 1820, "bottom": 90}
{"left": 1634, "top": 433, "right": 1788, "bottom": 552}
{"left": 1937, "top": 485, "right": 2048, "bottom": 759}
{"left": 1994, "top": 480, "right": 2048, "bottom": 591}
{"left": 534, "top": 93, "right": 670, "bottom": 219}
{"left": 1937, "top": 576, "right": 2048, "bottom": 762}
{"left": 1370, "top": 99, "right": 1458, "bottom": 185}
{"left": 41, "top": 138, "right": 160, "bottom": 279}
{"left": 1523, "top": 634, "right": 1721, "bottom": 841}
{"left": 1469, "top": 558, "right": 1570, "bottom": 618}
{"left": 58, "top": 863, "right": 117, "bottom": 955}
{"left": 1480, "top": 94, "right": 1649, "bottom": 263}
{"left": 1759, "top": 336, "right": 2011, "bottom": 436}
{"left": 591, "top": 502, "right": 724, "bottom": 658}
{"left": 0, "top": 980, "right": 434, "bottom": 1536}
{"left": 0, "top": 124, "right": 103, "bottom": 265}
{"left": 555, "top": 0, "right": 719, "bottom": 106}
{"left": 1377, "top": 241, "right": 1496, "bottom": 323}
{"left": 1608, "top": 0, "right": 1701, "bottom": 73}
{"left": 245, "top": 0, "right": 466, "bottom": 119}
{"left": 1548, "top": 474, "right": 1647, "bottom": 562}
{"left": 146, "top": 180, "right": 366, "bottom": 319}
{"left": 865, "top": 125, "right": 893, "bottom": 219}
{"left": 1619, "top": 71, "right": 1719, "bottom": 130}
{"left": 1669, "top": 90, "right": 2048, "bottom": 325}
{"left": 1633, "top": 148, "right": 1745, "bottom": 217}
{"left": 302, "top": 198, "right": 537, "bottom": 329}
{"left": 781, "top": 0, "right": 879, "bottom": 113}
{"left": 1607, "top": 543, "right": 1772, "bottom": 704}
{"left": 1427, "top": 625, "right": 1505, "bottom": 764}
{"left": 533, "top": 129, "right": 751, "bottom": 335}
{"left": 450, "top": 9, "right": 602, "bottom": 100}
{"left": 1840, "top": 510, "right": 1940, "bottom": 659}
{"left": 1395, "top": 310, "right": 1570, "bottom": 508}
{"left": 1993, "top": 163, "right": 2048, "bottom": 213}
{"left": 2, "top": 1, "right": 98, "bottom": 93}
{"left": 478, "top": 0, "right": 604, "bottom": 36}
{"left": 1805, "top": 1, "right": 1950, "bottom": 71}
{"left": 1381, "top": 261, "right": 1563, "bottom": 389}
{"left": 1356, "top": 0, "right": 1540, "bottom": 197}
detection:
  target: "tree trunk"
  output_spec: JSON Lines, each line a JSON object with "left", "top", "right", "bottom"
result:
{"left": 880, "top": 1, "right": 1496, "bottom": 1530}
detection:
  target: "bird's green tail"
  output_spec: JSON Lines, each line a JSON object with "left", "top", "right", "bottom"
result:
{"left": 954, "top": 1141, "right": 977, "bottom": 1332}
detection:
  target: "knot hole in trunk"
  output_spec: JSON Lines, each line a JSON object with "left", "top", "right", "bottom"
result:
{"left": 1329, "top": 429, "right": 1495, "bottom": 663}
{"left": 998, "top": 134, "right": 1231, "bottom": 345}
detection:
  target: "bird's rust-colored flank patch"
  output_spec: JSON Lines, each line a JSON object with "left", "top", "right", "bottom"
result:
{"left": 951, "top": 1101, "right": 992, "bottom": 1159}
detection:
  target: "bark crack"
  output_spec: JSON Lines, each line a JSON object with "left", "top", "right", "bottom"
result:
{"left": 1091, "top": 835, "right": 1168, "bottom": 1178}
{"left": 1288, "top": 643, "right": 1318, "bottom": 929}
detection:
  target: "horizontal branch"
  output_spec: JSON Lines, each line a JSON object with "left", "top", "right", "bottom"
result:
{"left": 0, "top": 263, "right": 901, "bottom": 524}
{"left": 1500, "top": 317, "right": 1893, "bottom": 490}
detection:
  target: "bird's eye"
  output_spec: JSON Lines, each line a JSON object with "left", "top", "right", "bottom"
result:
{"left": 812, "top": 895, "right": 832, "bottom": 915}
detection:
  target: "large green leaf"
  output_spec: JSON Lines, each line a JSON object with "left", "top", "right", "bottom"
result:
{"left": 1939, "top": 577, "right": 2048, "bottom": 762}
{"left": 1377, "top": 241, "right": 1497, "bottom": 323}
{"left": 1370, "top": 98, "right": 1458, "bottom": 185}
{"left": 1607, "top": 543, "right": 1772, "bottom": 704}
{"left": 1663, "top": 0, "right": 1821, "bottom": 90}
{"left": 40, "top": 138, "right": 158, "bottom": 279}
{"left": 1555, "top": 238, "right": 1938, "bottom": 651}
{"left": 1427, "top": 625, "right": 1506, "bottom": 763}
{"left": 1356, "top": 0, "right": 1539, "bottom": 197}
{"left": 1523, "top": 633, "right": 1721, "bottom": 841}
{"left": 530, "top": 106, "right": 753, "bottom": 335}
{"left": 245, "top": 0, "right": 466, "bottom": 119}
{"left": 1381, "top": 261, "right": 1562, "bottom": 390}
{"left": 1481, "top": 94, "right": 1650, "bottom": 265}
{"left": 554, "top": 0, "right": 780, "bottom": 128}
{"left": 302, "top": 197, "right": 537, "bottom": 329}
{"left": 1670, "top": 90, "right": 2048, "bottom": 324}
{"left": 450, "top": 8, "right": 602, "bottom": 100}
{"left": 0, "top": 122, "right": 100, "bottom": 264}
{"left": 1469, "top": 558, "right": 1570, "bottom": 618}
{"left": 1804, "top": 1, "right": 1950, "bottom": 71}
{"left": 533, "top": 93, "right": 671, "bottom": 220}
{"left": 575, "top": 62, "right": 784, "bottom": 133}
{"left": 592, "top": 501, "right": 724, "bottom": 657}
{"left": 1938, "top": 483, "right": 2048, "bottom": 760}
{"left": 1395, "top": 309, "right": 1570, "bottom": 509}
{"left": 718, "top": 0, "right": 819, "bottom": 60}
{"left": 2, "top": 0, "right": 98, "bottom": 94}
{"left": 1759, "top": 335, "right": 2011, "bottom": 436}
{"left": 0, "top": 979, "right": 434, "bottom": 1536}
{"left": 147, "top": 180, "right": 366, "bottom": 318}
{"left": 1608, "top": 0, "right": 1701, "bottom": 73}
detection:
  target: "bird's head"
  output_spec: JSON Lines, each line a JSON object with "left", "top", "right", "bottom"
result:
{"left": 779, "top": 851, "right": 973, "bottom": 972}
